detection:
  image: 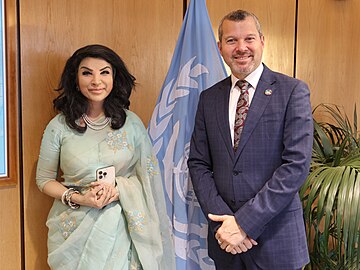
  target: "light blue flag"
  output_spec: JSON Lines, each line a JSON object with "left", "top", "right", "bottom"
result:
{"left": 148, "top": 0, "right": 227, "bottom": 269}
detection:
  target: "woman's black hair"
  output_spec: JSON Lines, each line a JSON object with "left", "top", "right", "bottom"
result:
{"left": 53, "top": 44, "right": 135, "bottom": 132}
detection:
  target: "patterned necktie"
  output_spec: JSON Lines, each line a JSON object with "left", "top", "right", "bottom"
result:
{"left": 234, "top": 80, "right": 250, "bottom": 151}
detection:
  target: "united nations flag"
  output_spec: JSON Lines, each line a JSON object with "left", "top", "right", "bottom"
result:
{"left": 148, "top": 0, "right": 227, "bottom": 269}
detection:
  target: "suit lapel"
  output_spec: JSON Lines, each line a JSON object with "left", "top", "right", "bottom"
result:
{"left": 216, "top": 77, "right": 235, "bottom": 159}
{"left": 234, "top": 66, "right": 276, "bottom": 162}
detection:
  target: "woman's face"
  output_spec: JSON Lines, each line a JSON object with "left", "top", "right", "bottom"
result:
{"left": 77, "top": 57, "right": 114, "bottom": 107}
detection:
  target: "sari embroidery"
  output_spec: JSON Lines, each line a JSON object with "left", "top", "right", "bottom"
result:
{"left": 124, "top": 210, "right": 146, "bottom": 233}
{"left": 146, "top": 155, "right": 159, "bottom": 177}
{"left": 59, "top": 209, "right": 77, "bottom": 239}
{"left": 106, "top": 129, "right": 133, "bottom": 152}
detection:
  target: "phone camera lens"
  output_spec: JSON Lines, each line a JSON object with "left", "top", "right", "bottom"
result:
{"left": 103, "top": 172, "right": 107, "bottom": 176}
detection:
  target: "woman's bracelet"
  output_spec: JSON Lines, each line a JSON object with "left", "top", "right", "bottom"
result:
{"left": 67, "top": 190, "right": 80, "bottom": 209}
{"left": 61, "top": 188, "right": 80, "bottom": 209}
{"left": 61, "top": 189, "right": 68, "bottom": 205}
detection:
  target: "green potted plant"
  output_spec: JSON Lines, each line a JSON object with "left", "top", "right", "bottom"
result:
{"left": 300, "top": 103, "right": 360, "bottom": 270}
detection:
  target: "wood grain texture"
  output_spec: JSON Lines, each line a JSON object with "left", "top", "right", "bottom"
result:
{"left": 17, "top": 1, "right": 360, "bottom": 269}
{"left": 0, "top": 0, "right": 19, "bottom": 187}
{"left": 20, "top": 0, "right": 182, "bottom": 269}
{"left": 297, "top": 0, "right": 360, "bottom": 119}
{"left": 0, "top": 187, "right": 21, "bottom": 270}
{"left": 206, "top": 0, "right": 296, "bottom": 77}
{"left": 0, "top": 0, "right": 21, "bottom": 269}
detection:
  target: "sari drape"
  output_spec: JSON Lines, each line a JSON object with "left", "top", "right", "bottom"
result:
{"left": 36, "top": 111, "right": 175, "bottom": 270}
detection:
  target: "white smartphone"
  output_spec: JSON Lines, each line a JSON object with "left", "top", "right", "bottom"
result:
{"left": 96, "top": 165, "right": 116, "bottom": 186}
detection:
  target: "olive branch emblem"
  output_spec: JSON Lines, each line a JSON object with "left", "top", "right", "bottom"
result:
{"left": 148, "top": 56, "right": 214, "bottom": 269}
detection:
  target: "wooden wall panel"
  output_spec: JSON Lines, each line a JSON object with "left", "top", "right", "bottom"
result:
{"left": 19, "top": 0, "right": 360, "bottom": 269}
{"left": 206, "top": 0, "right": 296, "bottom": 77}
{"left": 0, "top": 0, "right": 21, "bottom": 269}
{"left": 297, "top": 0, "right": 360, "bottom": 118}
{"left": 0, "top": 188, "right": 21, "bottom": 270}
{"left": 20, "top": 0, "right": 182, "bottom": 269}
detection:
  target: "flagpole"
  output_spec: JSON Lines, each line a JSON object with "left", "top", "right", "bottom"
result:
{"left": 183, "top": 0, "right": 187, "bottom": 18}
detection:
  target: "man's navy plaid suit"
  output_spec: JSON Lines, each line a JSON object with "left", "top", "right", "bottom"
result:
{"left": 188, "top": 64, "right": 313, "bottom": 269}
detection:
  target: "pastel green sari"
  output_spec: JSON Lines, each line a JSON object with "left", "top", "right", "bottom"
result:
{"left": 36, "top": 111, "right": 175, "bottom": 270}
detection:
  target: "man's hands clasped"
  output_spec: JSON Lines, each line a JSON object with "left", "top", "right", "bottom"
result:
{"left": 208, "top": 214, "right": 258, "bottom": 255}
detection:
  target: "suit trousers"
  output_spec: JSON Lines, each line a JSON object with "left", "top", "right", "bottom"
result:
{"left": 214, "top": 252, "right": 304, "bottom": 270}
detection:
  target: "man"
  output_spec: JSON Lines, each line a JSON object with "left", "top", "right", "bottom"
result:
{"left": 188, "top": 10, "right": 313, "bottom": 270}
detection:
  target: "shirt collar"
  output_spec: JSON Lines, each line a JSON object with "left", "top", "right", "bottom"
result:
{"left": 230, "top": 63, "right": 264, "bottom": 90}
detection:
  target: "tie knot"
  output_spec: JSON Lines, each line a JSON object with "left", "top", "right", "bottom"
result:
{"left": 236, "top": 80, "right": 249, "bottom": 93}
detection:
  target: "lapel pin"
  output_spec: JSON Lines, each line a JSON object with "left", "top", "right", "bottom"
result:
{"left": 264, "top": 89, "right": 272, "bottom": 96}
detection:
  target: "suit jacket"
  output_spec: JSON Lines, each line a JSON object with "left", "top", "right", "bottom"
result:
{"left": 188, "top": 64, "right": 313, "bottom": 269}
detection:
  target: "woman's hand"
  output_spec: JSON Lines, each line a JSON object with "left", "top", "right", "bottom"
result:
{"left": 72, "top": 182, "right": 119, "bottom": 209}
{"left": 91, "top": 181, "right": 119, "bottom": 206}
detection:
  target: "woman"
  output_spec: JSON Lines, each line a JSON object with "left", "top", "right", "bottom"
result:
{"left": 36, "top": 44, "right": 175, "bottom": 270}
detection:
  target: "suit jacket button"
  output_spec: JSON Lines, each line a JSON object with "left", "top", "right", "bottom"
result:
{"left": 233, "top": 171, "right": 238, "bottom": 176}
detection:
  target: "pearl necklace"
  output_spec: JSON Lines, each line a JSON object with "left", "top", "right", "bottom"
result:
{"left": 82, "top": 114, "right": 111, "bottom": 131}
